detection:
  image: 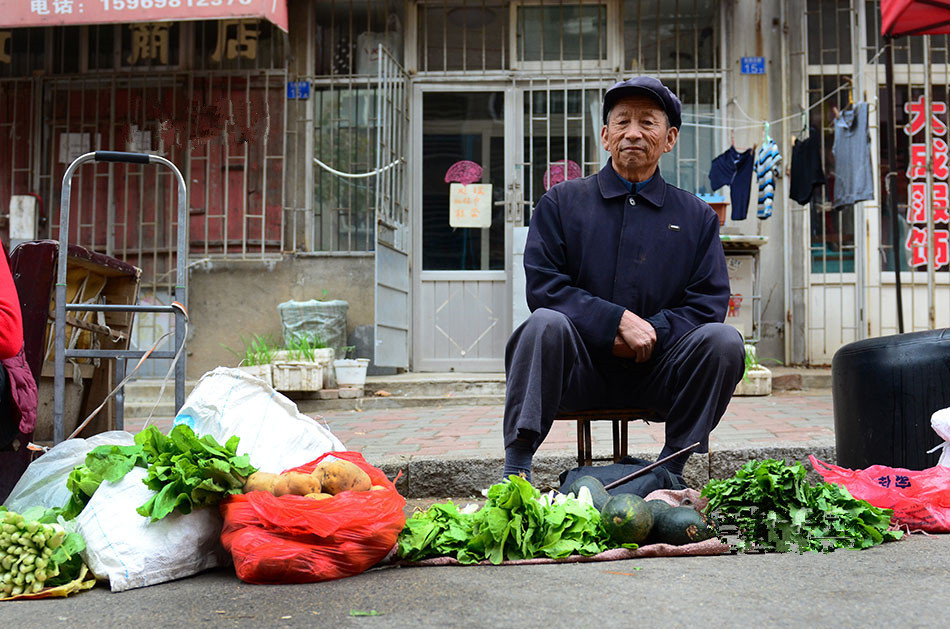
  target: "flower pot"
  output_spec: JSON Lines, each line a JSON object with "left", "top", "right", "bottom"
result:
{"left": 734, "top": 365, "right": 772, "bottom": 396}
{"left": 334, "top": 358, "right": 370, "bottom": 388}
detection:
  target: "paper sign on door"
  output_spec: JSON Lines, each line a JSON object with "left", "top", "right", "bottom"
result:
{"left": 449, "top": 183, "right": 492, "bottom": 228}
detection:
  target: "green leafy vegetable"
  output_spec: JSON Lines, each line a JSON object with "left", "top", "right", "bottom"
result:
{"left": 60, "top": 444, "right": 148, "bottom": 520}
{"left": 397, "top": 476, "right": 615, "bottom": 564}
{"left": 133, "top": 424, "right": 257, "bottom": 521}
{"left": 701, "top": 459, "right": 902, "bottom": 553}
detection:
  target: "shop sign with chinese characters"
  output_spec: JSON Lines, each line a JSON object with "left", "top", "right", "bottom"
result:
{"left": 4, "top": 0, "right": 288, "bottom": 32}
{"left": 904, "top": 94, "right": 950, "bottom": 270}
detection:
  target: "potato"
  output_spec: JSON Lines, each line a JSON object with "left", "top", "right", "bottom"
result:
{"left": 283, "top": 471, "right": 321, "bottom": 496}
{"left": 243, "top": 472, "right": 279, "bottom": 494}
{"left": 305, "top": 492, "right": 334, "bottom": 501}
{"left": 316, "top": 459, "right": 372, "bottom": 494}
{"left": 272, "top": 475, "right": 294, "bottom": 497}
{"left": 370, "top": 485, "right": 386, "bottom": 491}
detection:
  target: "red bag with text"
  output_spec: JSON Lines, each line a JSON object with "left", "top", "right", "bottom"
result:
{"left": 810, "top": 455, "right": 950, "bottom": 533}
{"left": 220, "top": 451, "right": 406, "bottom": 584}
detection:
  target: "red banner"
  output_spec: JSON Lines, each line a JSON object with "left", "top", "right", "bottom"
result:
{"left": 2, "top": 0, "right": 288, "bottom": 33}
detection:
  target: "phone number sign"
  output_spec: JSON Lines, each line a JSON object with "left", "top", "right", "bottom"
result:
{"left": 8, "top": 0, "right": 288, "bottom": 31}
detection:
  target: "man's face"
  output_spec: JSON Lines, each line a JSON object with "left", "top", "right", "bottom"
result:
{"left": 601, "top": 94, "right": 678, "bottom": 181}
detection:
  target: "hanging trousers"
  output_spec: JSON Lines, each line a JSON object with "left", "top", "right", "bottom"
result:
{"left": 503, "top": 308, "right": 746, "bottom": 455}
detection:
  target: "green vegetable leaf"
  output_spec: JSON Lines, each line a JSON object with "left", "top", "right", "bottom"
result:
{"left": 134, "top": 424, "right": 258, "bottom": 521}
{"left": 396, "top": 476, "right": 613, "bottom": 564}
{"left": 701, "top": 458, "right": 902, "bottom": 553}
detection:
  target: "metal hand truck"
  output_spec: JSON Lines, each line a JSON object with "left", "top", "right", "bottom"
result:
{"left": 53, "top": 151, "right": 189, "bottom": 444}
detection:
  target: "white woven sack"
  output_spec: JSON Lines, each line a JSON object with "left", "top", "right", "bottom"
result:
{"left": 172, "top": 367, "right": 344, "bottom": 474}
{"left": 3, "top": 431, "right": 135, "bottom": 512}
{"left": 74, "top": 467, "right": 228, "bottom": 592}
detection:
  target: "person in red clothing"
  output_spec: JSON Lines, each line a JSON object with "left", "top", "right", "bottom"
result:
{"left": 0, "top": 243, "right": 24, "bottom": 360}
{"left": 1, "top": 242, "right": 29, "bottom": 451}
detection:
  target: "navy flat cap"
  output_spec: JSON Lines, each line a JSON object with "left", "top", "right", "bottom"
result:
{"left": 602, "top": 77, "right": 682, "bottom": 129}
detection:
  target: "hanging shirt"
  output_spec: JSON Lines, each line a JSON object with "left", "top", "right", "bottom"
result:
{"left": 789, "top": 127, "right": 826, "bottom": 205}
{"left": 755, "top": 139, "right": 782, "bottom": 219}
{"left": 709, "top": 147, "right": 755, "bottom": 221}
{"left": 832, "top": 102, "right": 874, "bottom": 208}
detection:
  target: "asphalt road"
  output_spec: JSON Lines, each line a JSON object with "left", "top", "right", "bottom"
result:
{"left": 2, "top": 533, "right": 947, "bottom": 628}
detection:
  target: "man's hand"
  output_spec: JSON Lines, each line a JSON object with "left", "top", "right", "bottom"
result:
{"left": 613, "top": 310, "right": 656, "bottom": 362}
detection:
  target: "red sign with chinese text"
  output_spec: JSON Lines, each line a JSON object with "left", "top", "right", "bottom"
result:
{"left": 903, "top": 94, "right": 950, "bottom": 270}
{"left": 1, "top": 0, "right": 288, "bottom": 33}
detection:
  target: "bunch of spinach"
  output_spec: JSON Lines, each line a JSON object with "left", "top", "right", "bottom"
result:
{"left": 397, "top": 476, "right": 612, "bottom": 564}
{"left": 134, "top": 424, "right": 257, "bottom": 521}
{"left": 701, "top": 459, "right": 902, "bottom": 553}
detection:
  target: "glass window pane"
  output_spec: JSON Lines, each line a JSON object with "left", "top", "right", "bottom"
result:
{"left": 417, "top": 1, "right": 505, "bottom": 72}
{"left": 422, "top": 92, "right": 505, "bottom": 270}
{"left": 625, "top": 0, "right": 718, "bottom": 73}
{"left": 660, "top": 79, "right": 718, "bottom": 193}
{"left": 517, "top": 4, "right": 607, "bottom": 63}
{"left": 806, "top": 0, "right": 852, "bottom": 66}
{"left": 523, "top": 88, "right": 603, "bottom": 225}
{"left": 313, "top": 87, "right": 379, "bottom": 252}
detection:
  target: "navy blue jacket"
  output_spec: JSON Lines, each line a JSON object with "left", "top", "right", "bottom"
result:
{"left": 524, "top": 161, "right": 730, "bottom": 359}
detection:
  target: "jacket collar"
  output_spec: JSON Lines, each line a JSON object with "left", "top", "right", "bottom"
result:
{"left": 597, "top": 160, "right": 667, "bottom": 208}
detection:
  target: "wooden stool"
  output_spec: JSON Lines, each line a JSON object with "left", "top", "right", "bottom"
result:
{"left": 554, "top": 408, "right": 657, "bottom": 467}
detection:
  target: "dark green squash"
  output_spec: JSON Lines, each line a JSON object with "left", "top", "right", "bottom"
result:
{"left": 645, "top": 499, "right": 673, "bottom": 518}
{"left": 652, "top": 506, "right": 718, "bottom": 545}
{"left": 601, "top": 494, "right": 654, "bottom": 545}
{"left": 566, "top": 476, "right": 612, "bottom": 512}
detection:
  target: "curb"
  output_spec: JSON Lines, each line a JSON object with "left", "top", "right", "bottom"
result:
{"left": 374, "top": 443, "right": 837, "bottom": 498}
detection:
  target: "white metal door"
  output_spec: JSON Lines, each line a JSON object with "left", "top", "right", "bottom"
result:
{"left": 412, "top": 85, "right": 517, "bottom": 371}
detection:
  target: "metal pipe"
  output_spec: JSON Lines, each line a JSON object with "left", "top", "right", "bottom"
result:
{"left": 885, "top": 36, "right": 905, "bottom": 332}
{"left": 55, "top": 152, "right": 98, "bottom": 444}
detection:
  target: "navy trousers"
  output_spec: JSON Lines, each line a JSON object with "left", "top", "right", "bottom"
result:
{"left": 503, "top": 308, "right": 746, "bottom": 455}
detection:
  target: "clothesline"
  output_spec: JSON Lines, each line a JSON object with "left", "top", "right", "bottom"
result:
{"left": 681, "top": 43, "right": 889, "bottom": 133}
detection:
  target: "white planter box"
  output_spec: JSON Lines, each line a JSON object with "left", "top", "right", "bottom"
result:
{"left": 271, "top": 348, "right": 334, "bottom": 365}
{"left": 734, "top": 365, "right": 772, "bottom": 396}
{"left": 272, "top": 361, "right": 325, "bottom": 392}
{"left": 238, "top": 364, "right": 273, "bottom": 386}
{"left": 334, "top": 358, "right": 370, "bottom": 388}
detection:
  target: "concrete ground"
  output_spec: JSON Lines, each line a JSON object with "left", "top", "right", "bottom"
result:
{"left": 12, "top": 382, "right": 949, "bottom": 626}
{"left": 2, "top": 534, "right": 946, "bottom": 628}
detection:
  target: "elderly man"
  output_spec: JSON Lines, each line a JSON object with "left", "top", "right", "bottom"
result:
{"left": 503, "top": 77, "right": 745, "bottom": 483}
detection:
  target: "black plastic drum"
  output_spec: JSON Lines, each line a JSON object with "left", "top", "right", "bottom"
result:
{"left": 832, "top": 328, "right": 950, "bottom": 470}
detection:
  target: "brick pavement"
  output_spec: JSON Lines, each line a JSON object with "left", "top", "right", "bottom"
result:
{"left": 127, "top": 389, "right": 835, "bottom": 463}
{"left": 316, "top": 389, "right": 835, "bottom": 463}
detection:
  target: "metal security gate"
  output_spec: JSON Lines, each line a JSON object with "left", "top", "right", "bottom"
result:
{"left": 374, "top": 47, "right": 410, "bottom": 368}
{"left": 792, "top": 0, "right": 950, "bottom": 364}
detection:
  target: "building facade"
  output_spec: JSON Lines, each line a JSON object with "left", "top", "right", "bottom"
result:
{"left": 1, "top": 0, "right": 948, "bottom": 377}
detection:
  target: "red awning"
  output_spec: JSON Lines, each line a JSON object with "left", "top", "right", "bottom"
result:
{"left": 881, "top": 0, "right": 950, "bottom": 37}
{"left": 3, "top": 0, "right": 288, "bottom": 33}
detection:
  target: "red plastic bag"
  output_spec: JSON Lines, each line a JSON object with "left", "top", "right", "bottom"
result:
{"left": 220, "top": 451, "right": 406, "bottom": 583}
{"left": 810, "top": 455, "right": 950, "bottom": 533}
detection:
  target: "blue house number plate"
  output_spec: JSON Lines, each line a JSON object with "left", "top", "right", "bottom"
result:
{"left": 741, "top": 57, "right": 766, "bottom": 75}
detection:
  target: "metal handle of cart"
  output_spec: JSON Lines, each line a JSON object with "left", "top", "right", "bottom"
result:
{"left": 53, "top": 151, "right": 189, "bottom": 444}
